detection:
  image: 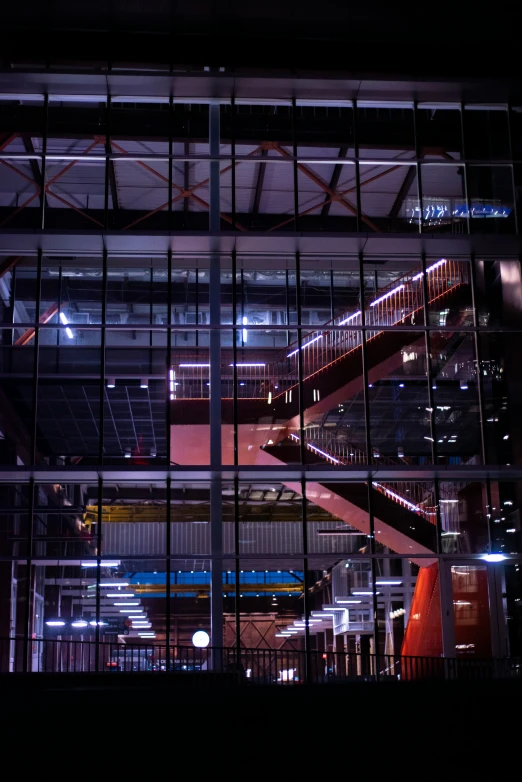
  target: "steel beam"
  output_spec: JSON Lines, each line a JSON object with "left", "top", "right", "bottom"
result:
{"left": 321, "top": 145, "right": 349, "bottom": 222}
{"left": 252, "top": 148, "right": 268, "bottom": 214}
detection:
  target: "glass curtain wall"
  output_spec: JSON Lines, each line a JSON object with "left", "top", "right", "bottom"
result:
{"left": 0, "top": 93, "right": 522, "bottom": 672}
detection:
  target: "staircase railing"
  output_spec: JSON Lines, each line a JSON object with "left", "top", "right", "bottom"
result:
{"left": 288, "top": 432, "right": 437, "bottom": 522}
{"left": 171, "top": 258, "right": 467, "bottom": 401}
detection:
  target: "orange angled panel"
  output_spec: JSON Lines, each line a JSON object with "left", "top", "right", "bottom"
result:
{"left": 401, "top": 562, "right": 442, "bottom": 659}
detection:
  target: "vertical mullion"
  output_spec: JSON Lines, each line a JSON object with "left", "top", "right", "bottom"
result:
{"left": 166, "top": 475, "right": 171, "bottom": 659}
{"left": 31, "top": 249, "right": 42, "bottom": 465}
{"left": 166, "top": 247, "right": 173, "bottom": 656}
{"left": 99, "top": 249, "right": 107, "bottom": 465}
{"left": 169, "top": 95, "right": 173, "bottom": 230}
{"left": 358, "top": 251, "right": 378, "bottom": 677}
{"left": 460, "top": 104, "right": 471, "bottom": 235}
{"left": 414, "top": 102, "right": 423, "bottom": 235}
{"left": 353, "top": 100, "right": 362, "bottom": 234}
{"left": 104, "top": 96, "right": 111, "bottom": 230}
{"left": 292, "top": 98, "right": 299, "bottom": 230}
{"left": 95, "top": 474, "right": 102, "bottom": 671}
{"left": 301, "top": 476, "right": 311, "bottom": 683}
{"left": 420, "top": 252, "right": 443, "bottom": 553}
{"left": 295, "top": 251, "right": 305, "bottom": 464}
{"left": 285, "top": 269, "right": 291, "bottom": 347}
{"left": 22, "top": 478, "right": 35, "bottom": 672}
{"left": 231, "top": 96, "right": 236, "bottom": 230}
{"left": 232, "top": 250, "right": 238, "bottom": 466}
{"left": 40, "top": 94, "right": 48, "bottom": 229}
{"left": 234, "top": 475, "right": 241, "bottom": 659}
{"left": 470, "top": 254, "right": 493, "bottom": 553}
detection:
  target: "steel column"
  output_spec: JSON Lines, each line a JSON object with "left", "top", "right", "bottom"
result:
{"left": 209, "top": 101, "right": 223, "bottom": 657}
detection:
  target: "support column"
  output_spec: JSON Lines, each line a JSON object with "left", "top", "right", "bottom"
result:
{"left": 439, "top": 559, "right": 456, "bottom": 657}
{"left": 209, "top": 100, "right": 223, "bottom": 658}
{"left": 487, "top": 564, "right": 509, "bottom": 658}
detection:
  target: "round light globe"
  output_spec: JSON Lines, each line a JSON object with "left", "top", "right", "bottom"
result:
{"left": 192, "top": 630, "right": 210, "bottom": 648}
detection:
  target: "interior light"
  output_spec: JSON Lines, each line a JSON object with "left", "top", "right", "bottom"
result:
{"left": 46, "top": 620, "right": 65, "bottom": 627}
{"left": 99, "top": 583, "right": 130, "bottom": 587}
{"left": 370, "top": 284, "right": 405, "bottom": 307}
{"left": 59, "top": 311, "right": 74, "bottom": 339}
{"left": 106, "top": 593, "right": 134, "bottom": 598}
{"left": 242, "top": 316, "right": 248, "bottom": 342}
{"left": 287, "top": 334, "right": 323, "bottom": 358}
{"left": 482, "top": 553, "right": 506, "bottom": 562}
{"left": 81, "top": 560, "right": 119, "bottom": 568}
{"left": 89, "top": 621, "right": 106, "bottom": 626}
{"left": 114, "top": 601, "right": 139, "bottom": 606}
{"left": 338, "top": 310, "right": 361, "bottom": 326}
{"left": 106, "top": 377, "right": 116, "bottom": 388}
{"left": 71, "top": 619, "right": 88, "bottom": 628}
{"left": 140, "top": 378, "right": 149, "bottom": 389}
{"left": 124, "top": 448, "right": 131, "bottom": 458}
{"left": 192, "top": 630, "right": 210, "bottom": 648}
{"left": 460, "top": 381, "right": 468, "bottom": 390}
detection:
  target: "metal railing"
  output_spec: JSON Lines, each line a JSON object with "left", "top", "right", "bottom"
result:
{"left": 2, "top": 637, "right": 520, "bottom": 683}
{"left": 171, "top": 258, "right": 468, "bottom": 402}
{"left": 289, "top": 432, "right": 437, "bottom": 522}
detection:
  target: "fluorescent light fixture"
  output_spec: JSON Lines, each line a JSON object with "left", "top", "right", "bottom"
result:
{"left": 46, "top": 620, "right": 65, "bottom": 627}
{"left": 412, "top": 259, "right": 447, "bottom": 281}
{"left": 482, "top": 553, "right": 506, "bottom": 562}
{"left": 89, "top": 620, "right": 106, "bottom": 626}
{"left": 169, "top": 369, "right": 174, "bottom": 381}
{"left": 229, "top": 363, "right": 266, "bottom": 367}
{"left": 335, "top": 599, "right": 362, "bottom": 604}
{"left": 138, "top": 633, "right": 156, "bottom": 637}
{"left": 114, "top": 601, "right": 139, "bottom": 606}
{"left": 99, "top": 583, "right": 130, "bottom": 587}
{"left": 376, "top": 580, "right": 403, "bottom": 585}
{"left": 242, "top": 315, "right": 248, "bottom": 342}
{"left": 81, "top": 560, "right": 120, "bottom": 568}
{"left": 287, "top": 334, "right": 323, "bottom": 358}
{"left": 352, "top": 591, "right": 381, "bottom": 595}
{"left": 120, "top": 609, "right": 144, "bottom": 613}
{"left": 179, "top": 363, "right": 210, "bottom": 368}
{"left": 140, "top": 378, "right": 149, "bottom": 388}
{"left": 370, "top": 284, "right": 404, "bottom": 307}
{"left": 71, "top": 620, "right": 88, "bottom": 628}
{"left": 59, "top": 311, "right": 74, "bottom": 339}
{"left": 440, "top": 499, "right": 458, "bottom": 504}
{"left": 106, "top": 377, "right": 116, "bottom": 388}
{"left": 460, "top": 381, "right": 468, "bottom": 390}
{"left": 338, "top": 310, "right": 362, "bottom": 326}
{"left": 106, "top": 593, "right": 135, "bottom": 598}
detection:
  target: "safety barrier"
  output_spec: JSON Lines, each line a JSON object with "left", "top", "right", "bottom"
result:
{"left": 1, "top": 637, "right": 519, "bottom": 683}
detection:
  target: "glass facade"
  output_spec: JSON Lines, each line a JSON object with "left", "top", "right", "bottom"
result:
{"left": 1, "top": 91, "right": 522, "bottom": 673}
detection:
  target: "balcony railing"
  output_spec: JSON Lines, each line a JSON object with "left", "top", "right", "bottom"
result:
{"left": 2, "top": 637, "right": 520, "bottom": 683}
